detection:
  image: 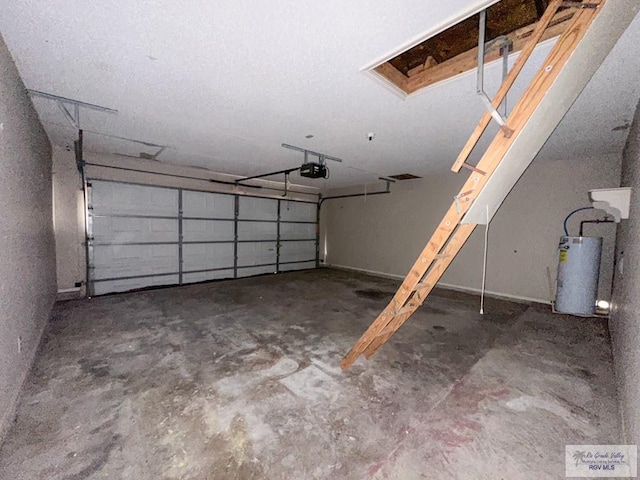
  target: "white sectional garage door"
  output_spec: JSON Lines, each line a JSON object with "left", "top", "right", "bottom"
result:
{"left": 88, "top": 180, "right": 317, "bottom": 295}
{"left": 279, "top": 201, "right": 318, "bottom": 272}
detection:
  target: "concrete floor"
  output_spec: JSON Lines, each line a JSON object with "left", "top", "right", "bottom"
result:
{"left": 0, "top": 269, "right": 619, "bottom": 479}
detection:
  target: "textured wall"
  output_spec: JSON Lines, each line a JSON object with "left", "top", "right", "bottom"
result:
{"left": 322, "top": 152, "right": 621, "bottom": 303}
{"left": 610, "top": 100, "right": 640, "bottom": 444}
{"left": 52, "top": 146, "right": 86, "bottom": 296}
{"left": 0, "top": 33, "right": 56, "bottom": 441}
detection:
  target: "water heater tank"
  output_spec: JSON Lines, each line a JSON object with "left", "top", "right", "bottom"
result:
{"left": 555, "top": 236, "right": 602, "bottom": 316}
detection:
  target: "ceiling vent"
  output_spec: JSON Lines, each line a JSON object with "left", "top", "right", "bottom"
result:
{"left": 389, "top": 173, "right": 421, "bottom": 180}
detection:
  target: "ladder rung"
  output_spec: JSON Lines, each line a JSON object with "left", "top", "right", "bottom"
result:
{"left": 376, "top": 303, "right": 421, "bottom": 338}
{"left": 394, "top": 304, "right": 418, "bottom": 317}
{"left": 461, "top": 163, "right": 487, "bottom": 175}
{"left": 412, "top": 282, "right": 430, "bottom": 292}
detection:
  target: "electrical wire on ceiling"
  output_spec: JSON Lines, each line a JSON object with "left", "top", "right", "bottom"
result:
{"left": 325, "top": 162, "right": 395, "bottom": 185}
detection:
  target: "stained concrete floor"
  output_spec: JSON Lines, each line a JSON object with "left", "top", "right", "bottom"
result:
{"left": 0, "top": 269, "right": 619, "bottom": 480}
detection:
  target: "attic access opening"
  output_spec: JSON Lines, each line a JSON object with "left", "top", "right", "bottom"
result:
{"left": 373, "top": 0, "right": 576, "bottom": 95}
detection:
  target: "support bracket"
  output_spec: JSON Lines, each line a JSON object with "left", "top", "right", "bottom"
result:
{"left": 27, "top": 90, "right": 118, "bottom": 130}
{"left": 477, "top": 11, "right": 515, "bottom": 138}
{"left": 461, "top": 163, "right": 487, "bottom": 175}
{"left": 282, "top": 143, "right": 344, "bottom": 163}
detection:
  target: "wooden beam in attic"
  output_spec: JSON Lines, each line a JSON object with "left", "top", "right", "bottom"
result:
{"left": 373, "top": 62, "right": 408, "bottom": 91}
{"left": 406, "top": 56, "right": 438, "bottom": 78}
{"left": 373, "top": 8, "right": 575, "bottom": 95}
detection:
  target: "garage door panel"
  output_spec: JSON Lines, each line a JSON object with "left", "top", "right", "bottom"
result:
{"left": 280, "top": 222, "right": 315, "bottom": 240}
{"left": 183, "top": 220, "right": 234, "bottom": 242}
{"left": 280, "top": 261, "right": 316, "bottom": 272}
{"left": 280, "top": 201, "right": 316, "bottom": 222}
{"left": 183, "top": 269, "right": 234, "bottom": 284}
{"left": 183, "top": 191, "right": 234, "bottom": 218}
{"left": 237, "top": 221, "right": 277, "bottom": 241}
{"left": 93, "top": 275, "right": 179, "bottom": 295}
{"left": 91, "top": 244, "right": 178, "bottom": 280}
{"left": 280, "top": 241, "right": 316, "bottom": 264}
{"left": 238, "top": 196, "right": 277, "bottom": 220}
{"left": 88, "top": 181, "right": 317, "bottom": 295}
{"left": 182, "top": 243, "right": 234, "bottom": 271}
{"left": 237, "top": 266, "right": 276, "bottom": 277}
{"left": 237, "top": 242, "right": 276, "bottom": 267}
{"left": 91, "top": 181, "right": 177, "bottom": 216}
{"left": 92, "top": 217, "right": 178, "bottom": 243}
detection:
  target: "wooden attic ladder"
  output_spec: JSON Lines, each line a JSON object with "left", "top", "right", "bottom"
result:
{"left": 342, "top": 0, "right": 638, "bottom": 370}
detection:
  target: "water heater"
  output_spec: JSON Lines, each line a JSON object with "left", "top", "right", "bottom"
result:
{"left": 555, "top": 236, "right": 602, "bottom": 316}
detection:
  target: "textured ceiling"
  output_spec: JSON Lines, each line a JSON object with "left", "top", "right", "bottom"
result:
{"left": 1, "top": 1, "right": 639, "bottom": 188}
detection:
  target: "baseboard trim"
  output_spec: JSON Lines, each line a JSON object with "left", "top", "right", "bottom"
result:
{"left": 327, "top": 264, "right": 404, "bottom": 281}
{"left": 327, "top": 263, "right": 550, "bottom": 305}
{"left": 56, "top": 289, "right": 83, "bottom": 302}
{"left": 437, "top": 282, "right": 550, "bottom": 305}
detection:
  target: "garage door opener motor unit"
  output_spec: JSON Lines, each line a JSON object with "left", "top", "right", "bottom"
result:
{"left": 299, "top": 162, "right": 328, "bottom": 179}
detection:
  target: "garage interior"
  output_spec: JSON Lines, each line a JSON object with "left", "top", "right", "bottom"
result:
{"left": 1, "top": 1, "right": 640, "bottom": 479}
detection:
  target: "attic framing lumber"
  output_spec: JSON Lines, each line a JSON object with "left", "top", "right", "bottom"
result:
{"left": 450, "top": 0, "right": 564, "bottom": 173}
{"left": 341, "top": 0, "right": 604, "bottom": 370}
{"left": 374, "top": 4, "right": 575, "bottom": 96}
{"left": 405, "top": 6, "right": 571, "bottom": 95}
